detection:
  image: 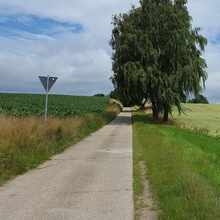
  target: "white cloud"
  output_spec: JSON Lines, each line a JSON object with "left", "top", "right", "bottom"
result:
{"left": 0, "top": 30, "right": 114, "bottom": 95}
{"left": 0, "top": 0, "right": 140, "bottom": 96}
{"left": 201, "top": 43, "right": 220, "bottom": 104}
{"left": 187, "top": 0, "right": 220, "bottom": 103}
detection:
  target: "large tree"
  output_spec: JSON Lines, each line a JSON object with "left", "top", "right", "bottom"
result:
{"left": 188, "top": 94, "right": 209, "bottom": 104}
{"left": 110, "top": 0, "right": 207, "bottom": 121}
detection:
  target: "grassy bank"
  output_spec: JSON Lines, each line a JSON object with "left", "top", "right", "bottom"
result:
{"left": 133, "top": 110, "right": 220, "bottom": 220}
{"left": 0, "top": 103, "right": 121, "bottom": 185}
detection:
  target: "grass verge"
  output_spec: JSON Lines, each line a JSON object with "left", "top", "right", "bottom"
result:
{"left": 132, "top": 110, "right": 220, "bottom": 220}
{"left": 0, "top": 102, "right": 121, "bottom": 185}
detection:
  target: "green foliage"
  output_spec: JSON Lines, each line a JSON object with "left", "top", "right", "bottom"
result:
{"left": 188, "top": 94, "right": 209, "bottom": 104}
{"left": 132, "top": 111, "right": 220, "bottom": 219}
{"left": 110, "top": 0, "right": 207, "bottom": 121}
{"left": 0, "top": 93, "right": 110, "bottom": 117}
{"left": 93, "top": 93, "right": 105, "bottom": 97}
{"left": 109, "top": 89, "right": 119, "bottom": 100}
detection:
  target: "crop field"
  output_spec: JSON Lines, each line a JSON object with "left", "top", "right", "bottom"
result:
{"left": 0, "top": 93, "right": 110, "bottom": 117}
{"left": 172, "top": 103, "right": 220, "bottom": 137}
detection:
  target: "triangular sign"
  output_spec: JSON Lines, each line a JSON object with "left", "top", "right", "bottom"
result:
{"left": 39, "top": 76, "right": 47, "bottom": 91}
{"left": 39, "top": 76, "right": 58, "bottom": 92}
{"left": 48, "top": 77, "right": 58, "bottom": 91}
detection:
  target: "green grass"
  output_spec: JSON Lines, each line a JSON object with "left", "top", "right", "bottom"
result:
{"left": 132, "top": 110, "right": 220, "bottom": 220}
{"left": 0, "top": 93, "right": 110, "bottom": 117}
{"left": 172, "top": 103, "right": 220, "bottom": 137}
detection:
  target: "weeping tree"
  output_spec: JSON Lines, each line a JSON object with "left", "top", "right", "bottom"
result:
{"left": 109, "top": 0, "right": 207, "bottom": 121}
{"left": 110, "top": 8, "right": 148, "bottom": 106}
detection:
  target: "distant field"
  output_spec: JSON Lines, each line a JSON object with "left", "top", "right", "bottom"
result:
{"left": 172, "top": 103, "right": 220, "bottom": 137}
{"left": 0, "top": 93, "right": 110, "bottom": 117}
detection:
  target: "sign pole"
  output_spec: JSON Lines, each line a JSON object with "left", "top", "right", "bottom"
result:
{"left": 44, "top": 75, "right": 49, "bottom": 123}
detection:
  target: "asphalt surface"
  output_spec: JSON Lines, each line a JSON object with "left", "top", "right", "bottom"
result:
{"left": 0, "top": 107, "right": 133, "bottom": 220}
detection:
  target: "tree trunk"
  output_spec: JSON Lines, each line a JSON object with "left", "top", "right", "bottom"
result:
{"left": 163, "top": 109, "right": 169, "bottom": 122}
{"left": 150, "top": 91, "right": 158, "bottom": 120}
{"left": 140, "top": 99, "right": 147, "bottom": 109}
{"left": 152, "top": 101, "right": 159, "bottom": 120}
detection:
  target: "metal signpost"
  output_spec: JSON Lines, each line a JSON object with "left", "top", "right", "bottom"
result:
{"left": 39, "top": 75, "right": 58, "bottom": 123}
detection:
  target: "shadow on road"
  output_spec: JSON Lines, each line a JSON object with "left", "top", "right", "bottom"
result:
{"left": 109, "top": 115, "right": 131, "bottom": 126}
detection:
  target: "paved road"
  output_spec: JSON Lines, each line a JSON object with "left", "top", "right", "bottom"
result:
{"left": 0, "top": 108, "right": 133, "bottom": 220}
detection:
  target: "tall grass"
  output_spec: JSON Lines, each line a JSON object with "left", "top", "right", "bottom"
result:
{"left": 132, "top": 110, "right": 220, "bottom": 220}
{"left": 0, "top": 103, "right": 121, "bottom": 185}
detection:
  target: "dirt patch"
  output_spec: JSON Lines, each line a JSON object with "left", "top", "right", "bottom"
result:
{"left": 135, "top": 161, "right": 158, "bottom": 220}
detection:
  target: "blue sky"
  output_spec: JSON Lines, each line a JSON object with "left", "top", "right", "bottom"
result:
{"left": 0, "top": 0, "right": 220, "bottom": 104}
{"left": 0, "top": 14, "right": 83, "bottom": 38}
{"left": 210, "top": 35, "right": 220, "bottom": 45}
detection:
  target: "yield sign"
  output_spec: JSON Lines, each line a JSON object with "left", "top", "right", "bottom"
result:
{"left": 39, "top": 75, "right": 58, "bottom": 92}
{"left": 39, "top": 75, "right": 58, "bottom": 123}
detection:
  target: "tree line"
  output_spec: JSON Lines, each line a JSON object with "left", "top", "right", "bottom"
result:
{"left": 109, "top": 0, "right": 207, "bottom": 121}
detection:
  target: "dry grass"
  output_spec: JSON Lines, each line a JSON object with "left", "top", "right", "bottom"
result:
{"left": 0, "top": 115, "right": 88, "bottom": 184}
{"left": 0, "top": 115, "right": 84, "bottom": 150}
{"left": 172, "top": 103, "right": 220, "bottom": 137}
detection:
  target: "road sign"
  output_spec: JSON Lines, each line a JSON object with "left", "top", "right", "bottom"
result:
{"left": 39, "top": 75, "right": 58, "bottom": 92}
{"left": 39, "top": 75, "right": 58, "bottom": 123}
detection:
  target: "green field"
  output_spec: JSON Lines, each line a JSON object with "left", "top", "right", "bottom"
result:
{"left": 0, "top": 93, "right": 110, "bottom": 117}
{"left": 172, "top": 103, "right": 220, "bottom": 137}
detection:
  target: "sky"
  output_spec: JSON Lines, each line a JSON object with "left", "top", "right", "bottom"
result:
{"left": 0, "top": 0, "right": 219, "bottom": 104}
